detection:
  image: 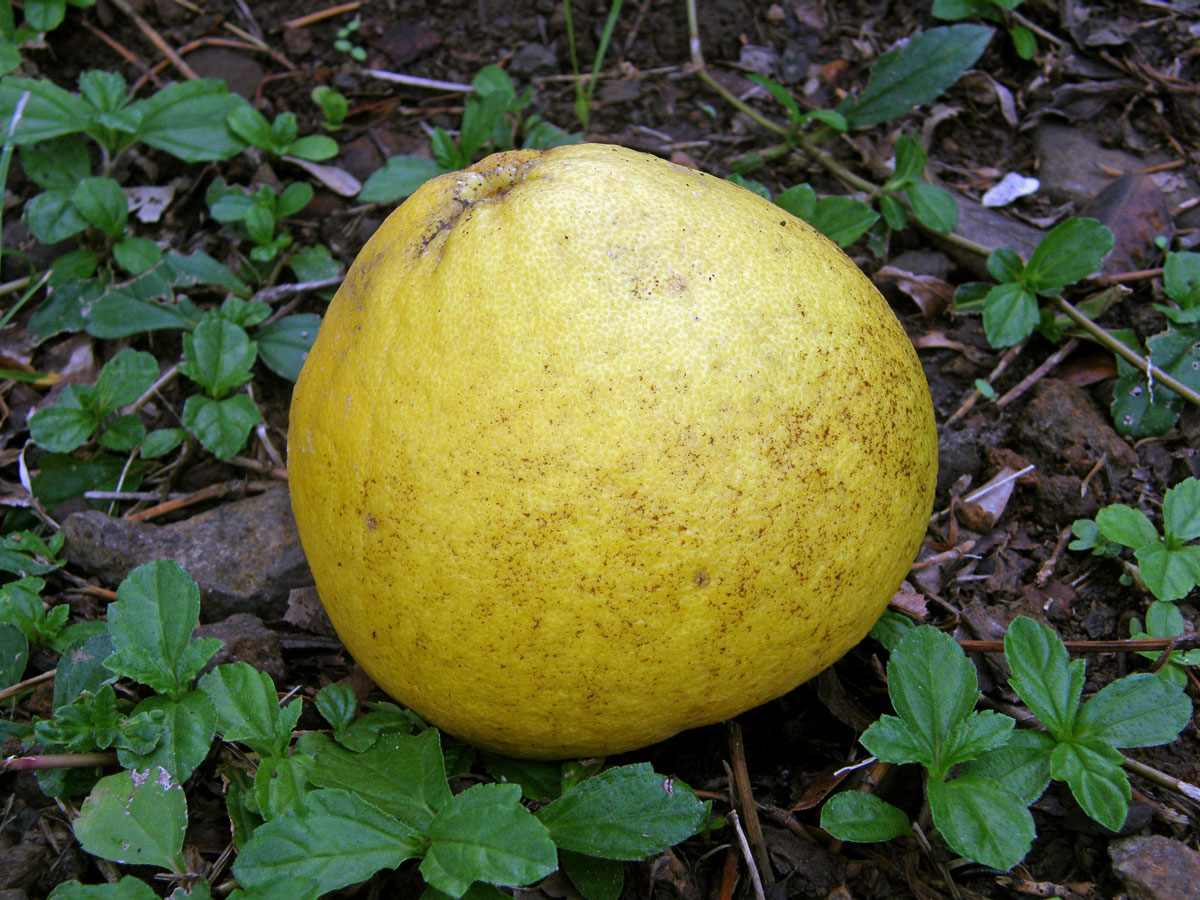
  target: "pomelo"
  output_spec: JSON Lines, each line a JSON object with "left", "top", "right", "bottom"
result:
{"left": 288, "top": 143, "right": 937, "bottom": 759}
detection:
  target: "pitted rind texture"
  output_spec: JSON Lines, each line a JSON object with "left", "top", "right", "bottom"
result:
{"left": 289, "top": 143, "right": 938, "bottom": 759}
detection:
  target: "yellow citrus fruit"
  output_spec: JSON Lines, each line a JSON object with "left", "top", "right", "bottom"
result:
{"left": 288, "top": 143, "right": 936, "bottom": 759}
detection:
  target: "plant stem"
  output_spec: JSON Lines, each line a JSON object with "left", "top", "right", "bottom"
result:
{"left": 1051, "top": 296, "right": 1200, "bottom": 407}
{"left": 1, "top": 751, "right": 118, "bottom": 771}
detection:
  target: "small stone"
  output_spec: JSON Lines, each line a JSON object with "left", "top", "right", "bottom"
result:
{"left": 1110, "top": 835, "right": 1200, "bottom": 900}
{"left": 195, "top": 613, "right": 286, "bottom": 684}
{"left": 64, "top": 486, "right": 312, "bottom": 621}
{"left": 510, "top": 42, "right": 557, "bottom": 76}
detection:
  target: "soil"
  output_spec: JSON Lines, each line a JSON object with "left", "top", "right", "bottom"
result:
{"left": 2, "top": 1, "right": 1199, "bottom": 899}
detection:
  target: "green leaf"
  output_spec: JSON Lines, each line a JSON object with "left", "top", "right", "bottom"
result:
{"left": 95, "top": 348, "right": 159, "bottom": 412}
{"left": 78, "top": 70, "right": 129, "bottom": 114}
{"left": 0, "top": 530, "right": 65, "bottom": 578}
{"left": 19, "top": 134, "right": 91, "bottom": 190}
{"left": 275, "top": 182, "right": 314, "bottom": 219}
{"left": 98, "top": 415, "right": 146, "bottom": 452}
{"left": 1095, "top": 504, "right": 1159, "bottom": 549}
{"left": 981, "top": 282, "right": 1038, "bottom": 347}
{"left": 310, "top": 729, "right": 453, "bottom": 832}
{"left": 927, "top": 776, "right": 1033, "bottom": 871}
{"left": 1003, "top": 616, "right": 1084, "bottom": 739}
{"left": 74, "top": 767, "right": 187, "bottom": 873}
{"left": 288, "top": 134, "right": 339, "bottom": 161}
{"left": 879, "top": 192, "right": 907, "bottom": 231}
{"left": 25, "top": 188, "right": 89, "bottom": 243}
{"left": 1022, "top": 218, "right": 1114, "bottom": 295}
{"left": 890, "top": 135, "right": 926, "bottom": 186}
{"left": 117, "top": 691, "right": 217, "bottom": 783}
{"left": 103, "top": 560, "right": 220, "bottom": 701}
{"left": 1074, "top": 672, "right": 1192, "bottom": 748}
{"left": 535, "top": 763, "right": 707, "bottom": 860}
{"left": 113, "top": 237, "right": 163, "bottom": 275}
{"left": 459, "top": 90, "right": 510, "bottom": 160}
{"left": 819, "top": 791, "right": 910, "bottom": 842}
{"left": 181, "top": 317, "right": 256, "bottom": 398}
{"left": 842, "top": 25, "right": 993, "bottom": 128}
{"left": 860, "top": 714, "right": 930, "bottom": 767}
{"left": 133, "top": 80, "right": 247, "bottom": 162}
{"left": 141, "top": 428, "right": 185, "bottom": 458}
{"left": 805, "top": 197, "right": 880, "bottom": 247}
{"left": 559, "top": 850, "right": 623, "bottom": 900}
{"left": 0, "top": 622, "right": 28, "bottom": 689}
{"left": 198, "top": 662, "right": 300, "bottom": 759}
{"left": 25, "top": 0, "right": 68, "bottom": 31}
{"left": 1163, "top": 477, "right": 1200, "bottom": 542}
{"left": 71, "top": 176, "right": 127, "bottom": 236}
{"left": 314, "top": 683, "right": 357, "bottom": 731}
{"left": 1049, "top": 739, "right": 1129, "bottom": 832}
{"left": 881, "top": 626, "right": 980, "bottom": 777}
{"left": 28, "top": 403, "right": 99, "bottom": 453}
{"left": 773, "top": 184, "right": 817, "bottom": 220}
{"left": 1134, "top": 543, "right": 1200, "bottom": 602}
{"left": 1111, "top": 368, "right": 1181, "bottom": 439}
{"left": 287, "top": 244, "right": 341, "bottom": 282}
{"left": 745, "top": 73, "right": 802, "bottom": 123}
{"left": 480, "top": 753, "right": 563, "bottom": 801}
{"left": 422, "top": 782, "right": 559, "bottom": 897}
{"left": 1164, "top": 251, "right": 1200, "bottom": 307}
{"left": 31, "top": 452, "right": 147, "bottom": 506}
{"left": 226, "top": 104, "right": 273, "bottom": 148}
{"left": 166, "top": 249, "right": 250, "bottom": 296}
{"left": 0, "top": 76, "right": 91, "bottom": 143}
{"left": 937, "top": 709, "right": 1016, "bottom": 770}
{"left": 254, "top": 753, "right": 315, "bottom": 820}
{"left": 232, "top": 788, "right": 425, "bottom": 895}
{"left": 255, "top": 314, "right": 320, "bottom": 382}
{"left": 54, "top": 632, "right": 117, "bottom": 709}
{"left": 181, "top": 393, "right": 261, "bottom": 460}
{"left": 868, "top": 608, "right": 914, "bottom": 652}
{"left": 1009, "top": 25, "right": 1036, "bottom": 59}
{"left": 47, "top": 876, "right": 162, "bottom": 900}
{"left": 986, "top": 248, "right": 1023, "bottom": 283}
{"left": 960, "top": 729, "right": 1054, "bottom": 807}
{"left": 359, "top": 155, "right": 444, "bottom": 204}
{"left": 906, "top": 182, "right": 958, "bottom": 233}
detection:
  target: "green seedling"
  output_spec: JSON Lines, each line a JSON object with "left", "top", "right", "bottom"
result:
{"left": 207, "top": 178, "right": 315, "bottom": 263}
{"left": 932, "top": 0, "right": 1038, "bottom": 60}
{"left": 178, "top": 306, "right": 264, "bottom": 460}
{"left": 561, "top": 0, "right": 624, "bottom": 131}
{"left": 1110, "top": 251, "right": 1200, "bottom": 437}
{"left": 821, "top": 618, "right": 1191, "bottom": 869}
{"left": 723, "top": 176, "right": 879, "bottom": 249}
{"left": 8, "top": 559, "right": 709, "bottom": 900}
{"left": 0, "top": 529, "right": 65, "bottom": 579}
{"left": 0, "top": 0, "right": 97, "bottom": 74}
{"left": 1130, "top": 601, "right": 1200, "bottom": 688}
{"left": 1070, "top": 477, "right": 1200, "bottom": 602}
{"left": 359, "top": 65, "right": 578, "bottom": 205}
{"left": 226, "top": 105, "right": 338, "bottom": 161}
{"left": 333, "top": 16, "right": 367, "bottom": 62}
{"left": 311, "top": 85, "right": 348, "bottom": 130}
{"left": 0, "top": 70, "right": 246, "bottom": 167}
{"left": 954, "top": 217, "right": 1114, "bottom": 347}
{"left": 878, "top": 134, "right": 958, "bottom": 233}
{"left": 28, "top": 348, "right": 162, "bottom": 455}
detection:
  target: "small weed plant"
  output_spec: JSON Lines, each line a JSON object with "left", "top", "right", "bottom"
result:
{"left": 2, "top": 561, "right": 710, "bottom": 900}
{"left": 822, "top": 619, "right": 1192, "bottom": 870}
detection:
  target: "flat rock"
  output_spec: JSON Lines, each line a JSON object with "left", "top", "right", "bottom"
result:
{"left": 63, "top": 486, "right": 312, "bottom": 622}
{"left": 1110, "top": 835, "right": 1200, "bottom": 900}
{"left": 1035, "top": 122, "right": 1149, "bottom": 204}
{"left": 195, "top": 613, "right": 286, "bottom": 684}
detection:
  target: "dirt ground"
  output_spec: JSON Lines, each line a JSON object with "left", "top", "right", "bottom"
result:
{"left": 2, "top": 1, "right": 1199, "bottom": 898}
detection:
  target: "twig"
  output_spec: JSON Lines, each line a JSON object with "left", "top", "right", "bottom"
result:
{"left": 364, "top": 69, "right": 475, "bottom": 94}
{"left": 123, "top": 481, "right": 237, "bottom": 522}
{"left": 728, "top": 723, "right": 774, "bottom": 887}
{"left": 1052, "top": 296, "right": 1200, "bottom": 407}
{"left": 0, "top": 668, "right": 55, "bottom": 702}
{"left": 282, "top": 2, "right": 362, "bottom": 29}
{"left": 727, "top": 811, "right": 767, "bottom": 900}
{"left": 251, "top": 276, "right": 343, "bottom": 307}
{"left": 996, "top": 338, "right": 1080, "bottom": 409}
{"left": 2, "top": 752, "right": 118, "bottom": 772}
{"left": 957, "top": 633, "right": 1200, "bottom": 653}
{"left": 1035, "top": 525, "right": 1074, "bottom": 587}
{"left": 108, "top": 0, "right": 199, "bottom": 80}
{"left": 1123, "top": 756, "right": 1200, "bottom": 804}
